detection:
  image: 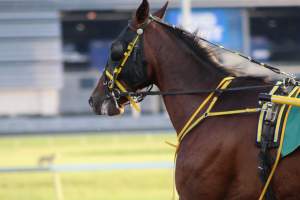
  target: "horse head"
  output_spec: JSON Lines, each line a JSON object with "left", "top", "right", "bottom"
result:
{"left": 89, "top": 0, "right": 168, "bottom": 116}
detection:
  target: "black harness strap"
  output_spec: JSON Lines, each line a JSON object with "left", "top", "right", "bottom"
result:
{"left": 111, "top": 84, "right": 275, "bottom": 100}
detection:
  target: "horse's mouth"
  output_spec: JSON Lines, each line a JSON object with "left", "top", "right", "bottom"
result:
{"left": 93, "top": 99, "right": 125, "bottom": 116}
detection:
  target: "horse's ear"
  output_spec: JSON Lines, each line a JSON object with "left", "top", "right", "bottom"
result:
{"left": 153, "top": 1, "right": 169, "bottom": 19}
{"left": 135, "top": 0, "right": 150, "bottom": 24}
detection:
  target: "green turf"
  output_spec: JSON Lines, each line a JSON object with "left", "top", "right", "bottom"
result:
{"left": 0, "top": 133, "right": 177, "bottom": 200}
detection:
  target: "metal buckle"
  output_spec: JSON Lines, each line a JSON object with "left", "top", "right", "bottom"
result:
{"left": 108, "top": 79, "right": 115, "bottom": 90}
{"left": 265, "top": 102, "right": 278, "bottom": 123}
{"left": 112, "top": 89, "right": 121, "bottom": 100}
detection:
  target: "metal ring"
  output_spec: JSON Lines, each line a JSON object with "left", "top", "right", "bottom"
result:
{"left": 113, "top": 89, "right": 121, "bottom": 100}
{"left": 108, "top": 80, "right": 114, "bottom": 89}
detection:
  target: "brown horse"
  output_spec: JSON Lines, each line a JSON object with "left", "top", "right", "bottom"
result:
{"left": 89, "top": 1, "right": 300, "bottom": 199}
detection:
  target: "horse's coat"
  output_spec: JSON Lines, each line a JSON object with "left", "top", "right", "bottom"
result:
{"left": 90, "top": 1, "right": 300, "bottom": 199}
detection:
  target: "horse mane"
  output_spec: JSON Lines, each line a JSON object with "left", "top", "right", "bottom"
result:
{"left": 165, "top": 25, "right": 277, "bottom": 81}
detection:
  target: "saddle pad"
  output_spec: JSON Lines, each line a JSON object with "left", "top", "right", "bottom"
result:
{"left": 282, "top": 95, "right": 300, "bottom": 157}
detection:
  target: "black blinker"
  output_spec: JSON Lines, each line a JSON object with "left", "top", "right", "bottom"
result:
{"left": 111, "top": 41, "right": 125, "bottom": 61}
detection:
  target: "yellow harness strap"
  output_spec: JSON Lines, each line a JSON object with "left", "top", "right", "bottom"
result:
{"left": 208, "top": 108, "right": 261, "bottom": 117}
{"left": 112, "top": 35, "right": 140, "bottom": 82}
{"left": 177, "top": 77, "right": 234, "bottom": 142}
{"left": 105, "top": 70, "right": 141, "bottom": 112}
{"left": 177, "top": 77, "right": 260, "bottom": 147}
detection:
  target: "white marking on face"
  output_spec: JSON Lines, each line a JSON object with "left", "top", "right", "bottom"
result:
{"left": 101, "top": 100, "right": 109, "bottom": 115}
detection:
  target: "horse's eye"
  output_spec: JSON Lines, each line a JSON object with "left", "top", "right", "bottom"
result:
{"left": 111, "top": 41, "right": 125, "bottom": 61}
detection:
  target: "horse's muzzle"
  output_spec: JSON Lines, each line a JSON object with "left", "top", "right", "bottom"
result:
{"left": 88, "top": 97, "right": 94, "bottom": 107}
{"left": 89, "top": 96, "right": 124, "bottom": 116}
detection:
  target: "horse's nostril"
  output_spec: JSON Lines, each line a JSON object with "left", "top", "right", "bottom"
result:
{"left": 88, "top": 97, "right": 94, "bottom": 107}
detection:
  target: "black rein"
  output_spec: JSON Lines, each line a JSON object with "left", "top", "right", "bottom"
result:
{"left": 111, "top": 84, "right": 275, "bottom": 100}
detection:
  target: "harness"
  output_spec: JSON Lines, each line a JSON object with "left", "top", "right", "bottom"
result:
{"left": 102, "top": 15, "right": 300, "bottom": 200}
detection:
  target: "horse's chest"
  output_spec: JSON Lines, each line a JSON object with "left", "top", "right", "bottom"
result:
{"left": 174, "top": 117, "right": 259, "bottom": 199}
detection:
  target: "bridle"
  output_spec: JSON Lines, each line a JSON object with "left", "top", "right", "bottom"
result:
{"left": 103, "top": 15, "right": 297, "bottom": 112}
{"left": 103, "top": 17, "right": 154, "bottom": 111}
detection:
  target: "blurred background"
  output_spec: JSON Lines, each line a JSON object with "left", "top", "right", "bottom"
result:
{"left": 0, "top": 0, "right": 300, "bottom": 199}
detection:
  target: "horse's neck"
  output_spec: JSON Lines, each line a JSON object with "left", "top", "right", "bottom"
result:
{"left": 147, "top": 28, "right": 225, "bottom": 132}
